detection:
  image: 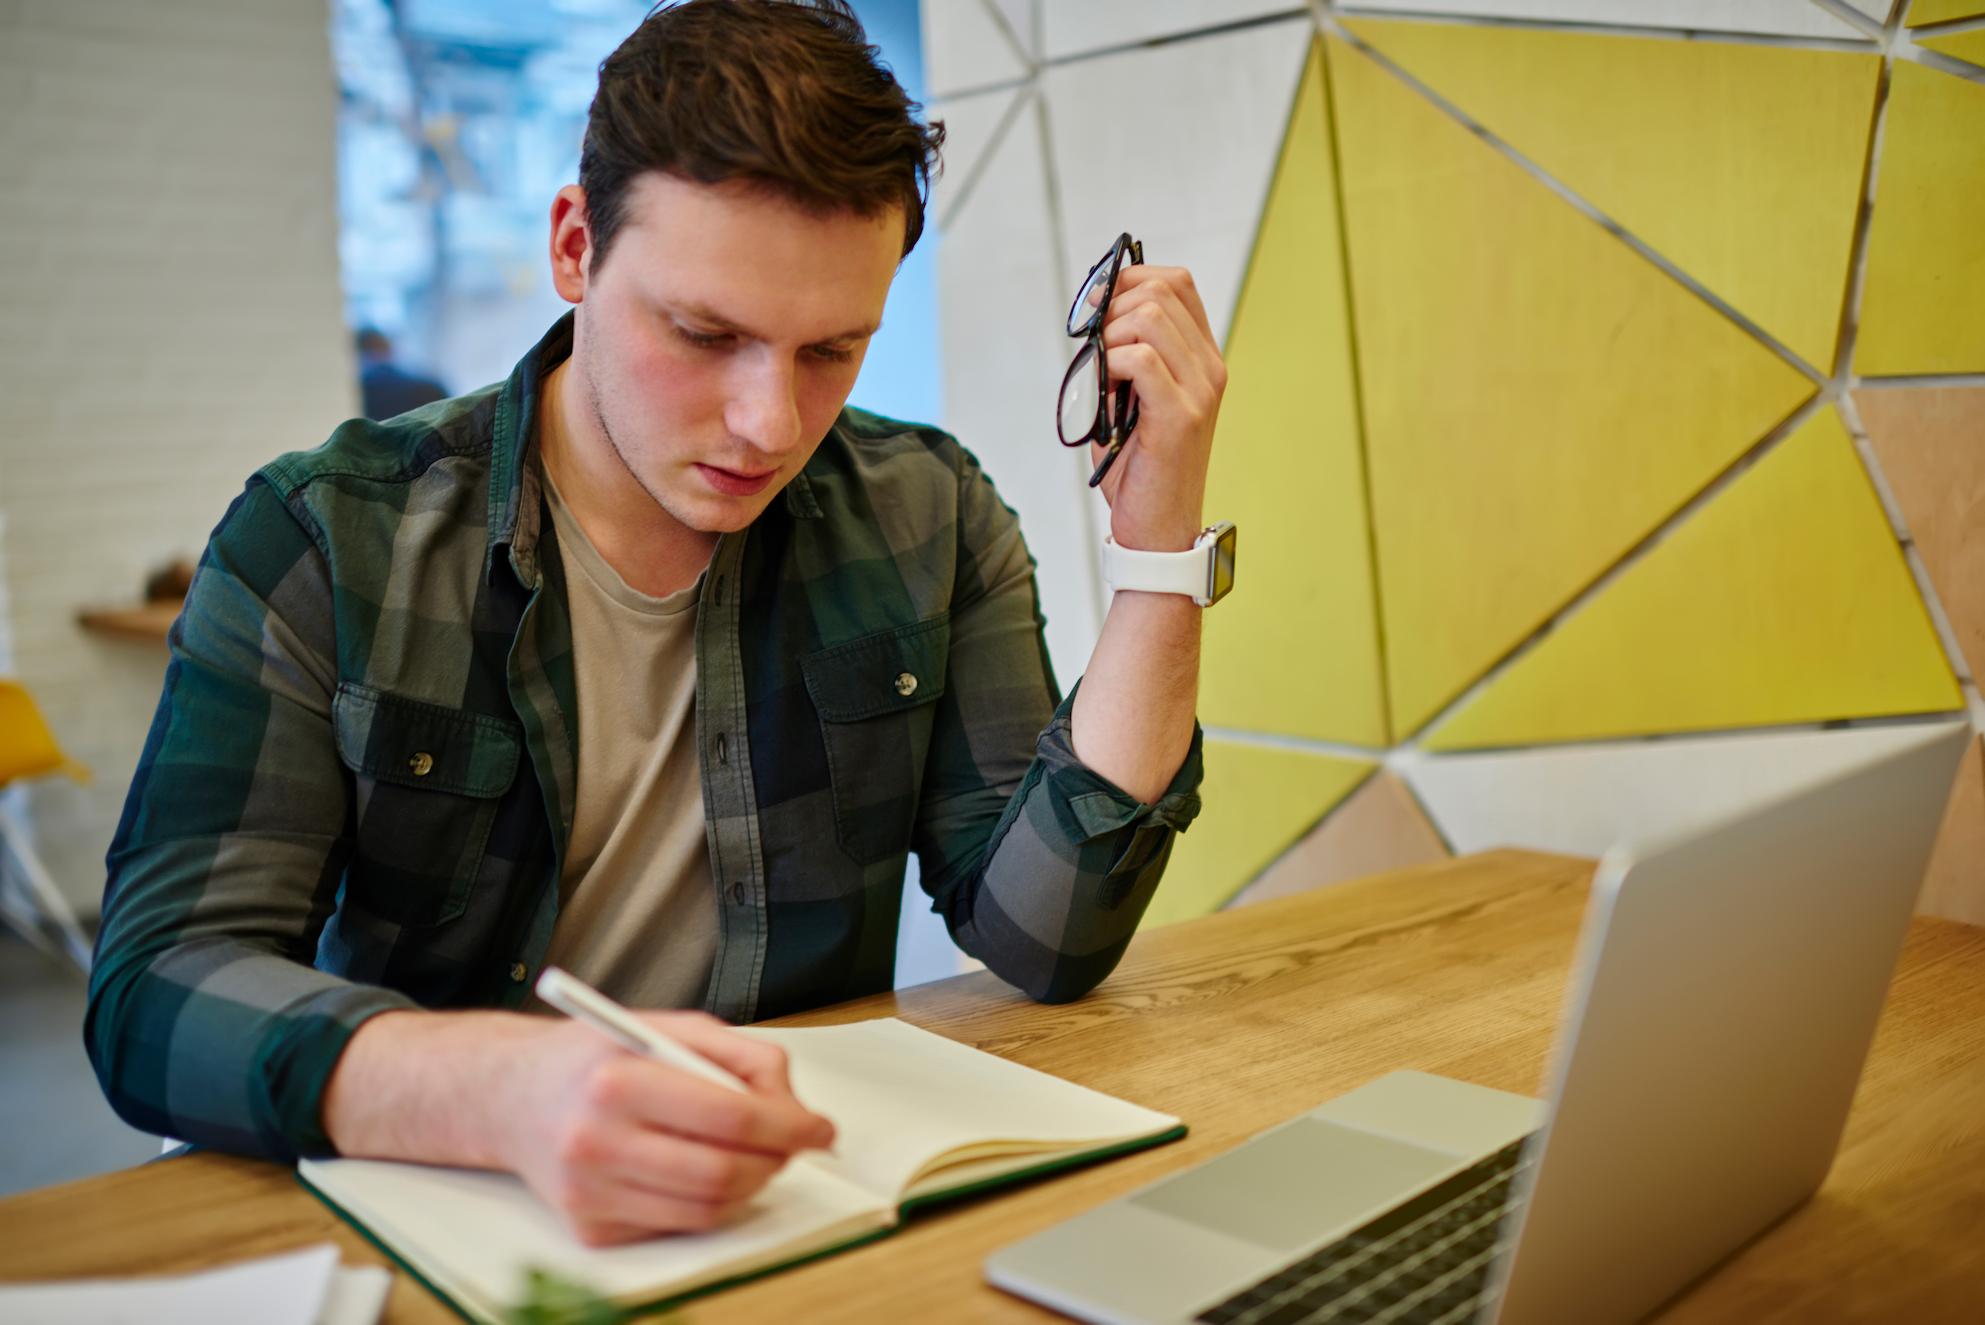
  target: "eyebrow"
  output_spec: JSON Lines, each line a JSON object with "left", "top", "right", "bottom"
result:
{"left": 672, "top": 300, "right": 880, "bottom": 345}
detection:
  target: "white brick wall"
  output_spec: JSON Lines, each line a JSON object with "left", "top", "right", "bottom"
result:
{"left": 0, "top": 0, "right": 356, "bottom": 912}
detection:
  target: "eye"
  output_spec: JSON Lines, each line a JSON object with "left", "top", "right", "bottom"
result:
{"left": 809, "top": 344, "right": 857, "bottom": 365}
{"left": 674, "top": 324, "right": 733, "bottom": 351}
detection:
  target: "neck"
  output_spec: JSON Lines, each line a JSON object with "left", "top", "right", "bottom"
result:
{"left": 537, "top": 356, "right": 717, "bottom": 598}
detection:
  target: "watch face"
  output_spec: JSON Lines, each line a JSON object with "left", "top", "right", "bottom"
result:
{"left": 1209, "top": 523, "right": 1236, "bottom": 604}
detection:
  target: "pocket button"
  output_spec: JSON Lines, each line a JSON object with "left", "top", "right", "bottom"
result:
{"left": 408, "top": 751, "right": 435, "bottom": 777}
{"left": 893, "top": 672, "right": 918, "bottom": 698}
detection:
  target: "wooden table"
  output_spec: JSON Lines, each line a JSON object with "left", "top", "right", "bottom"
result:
{"left": 4, "top": 850, "right": 1983, "bottom": 1321}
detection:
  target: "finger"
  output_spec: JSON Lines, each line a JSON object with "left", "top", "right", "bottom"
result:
{"left": 633, "top": 1013, "right": 837, "bottom": 1149}
{"left": 1101, "top": 296, "right": 1214, "bottom": 402}
{"left": 1111, "top": 264, "right": 1214, "bottom": 343}
{"left": 562, "top": 1176, "right": 757, "bottom": 1244}
{"left": 1102, "top": 342, "right": 1186, "bottom": 431}
{"left": 591, "top": 1057, "right": 835, "bottom": 1156}
{"left": 592, "top": 1123, "right": 788, "bottom": 1205}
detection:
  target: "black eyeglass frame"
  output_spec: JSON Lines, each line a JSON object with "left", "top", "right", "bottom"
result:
{"left": 1057, "top": 232, "right": 1144, "bottom": 488}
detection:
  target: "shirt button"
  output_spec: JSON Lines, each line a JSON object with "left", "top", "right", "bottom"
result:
{"left": 728, "top": 881, "right": 745, "bottom": 905}
{"left": 408, "top": 751, "right": 434, "bottom": 777}
{"left": 509, "top": 962, "right": 528, "bottom": 983}
{"left": 894, "top": 671, "right": 918, "bottom": 697}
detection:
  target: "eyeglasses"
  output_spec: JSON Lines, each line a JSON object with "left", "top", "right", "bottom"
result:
{"left": 1058, "top": 232, "right": 1143, "bottom": 488}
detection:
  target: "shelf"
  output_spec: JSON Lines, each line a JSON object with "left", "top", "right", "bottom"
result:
{"left": 76, "top": 599, "right": 183, "bottom": 643}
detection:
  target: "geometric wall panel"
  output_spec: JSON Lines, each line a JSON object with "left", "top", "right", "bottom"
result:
{"left": 1340, "top": 0, "right": 1873, "bottom": 39}
{"left": 1918, "top": 734, "right": 1985, "bottom": 927}
{"left": 1344, "top": 18, "right": 1879, "bottom": 372}
{"left": 1918, "top": 27, "right": 1985, "bottom": 69}
{"left": 1840, "top": 0, "right": 1895, "bottom": 19}
{"left": 1227, "top": 771, "right": 1449, "bottom": 909}
{"left": 1908, "top": 0, "right": 1985, "bottom": 25}
{"left": 1425, "top": 407, "right": 1964, "bottom": 749}
{"left": 1043, "top": 17, "right": 1312, "bottom": 348}
{"left": 1142, "top": 740, "right": 1374, "bottom": 928}
{"left": 929, "top": 86, "right": 1027, "bottom": 229}
{"left": 1855, "top": 386, "right": 1985, "bottom": 680}
{"left": 1325, "top": 35, "right": 1817, "bottom": 740}
{"left": 1404, "top": 719, "right": 1973, "bottom": 859}
{"left": 1201, "top": 42, "right": 1388, "bottom": 748}
{"left": 922, "top": 0, "right": 1028, "bottom": 98}
{"left": 1856, "top": 61, "right": 1985, "bottom": 375}
{"left": 935, "top": 93, "right": 1104, "bottom": 684}
{"left": 1041, "top": 0, "right": 1297, "bottom": 62}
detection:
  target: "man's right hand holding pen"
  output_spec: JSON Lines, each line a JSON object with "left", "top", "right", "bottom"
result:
{"left": 319, "top": 976, "right": 836, "bottom": 1247}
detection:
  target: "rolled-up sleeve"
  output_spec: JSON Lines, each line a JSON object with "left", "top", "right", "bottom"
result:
{"left": 914, "top": 445, "right": 1204, "bottom": 1003}
{"left": 85, "top": 477, "right": 415, "bottom": 1161}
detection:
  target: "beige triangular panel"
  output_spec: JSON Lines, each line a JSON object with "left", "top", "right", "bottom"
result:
{"left": 1841, "top": 0, "right": 1895, "bottom": 19}
{"left": 1201, "top": 43, "right": 1388, "bottom": 748}
{"left": 1919, "top": 27, "right": 1985, "bottom": 69}
{"left": 1345, "top": 18, "right": 1878, "bottom": 371}
{"left": 1855, "top": 386, "right": 1985, "bottom": 680}
{"left": 1856, "top": 61, "right": 1985, "bottom": 375}
{"left": 1325, "top": 37, "right": 1816, "bottom": 741}
{"left": 1919, "top": 735, "right": 1985, "bottom": 926}
{"left": 1228, "top": 772, "right": 1449, "bottom": 908}
{"left": 1144, "top": 740, "right": 1374, "bottom": 928}
{"left": 1909, "top": 0, "right": 1985, "bottom": 25}
{"left": 1427, "top": 408, "right": 1963, "bottom": 749}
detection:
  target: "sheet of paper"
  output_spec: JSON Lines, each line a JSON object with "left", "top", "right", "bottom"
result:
{"left": 0, "top": 1242, "right": 350, "bottom": 1325}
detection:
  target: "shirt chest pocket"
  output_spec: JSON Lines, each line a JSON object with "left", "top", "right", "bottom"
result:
{"left": 800, "top": 614, "right": 950, "bottom": 866}
{"left": 332, "top": 682, "right": 523, "bottom": 928}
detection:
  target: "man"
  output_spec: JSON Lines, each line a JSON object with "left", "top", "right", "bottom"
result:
{"left": 354, "top": 327, "right": 448, "bottom": 421}
{"left": 88, "top": 0, "right": 1225, "bottom": 1247}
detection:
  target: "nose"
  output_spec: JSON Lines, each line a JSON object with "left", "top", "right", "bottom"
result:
{"left": 723, "top": 354, "right": 803, "bottom": 460}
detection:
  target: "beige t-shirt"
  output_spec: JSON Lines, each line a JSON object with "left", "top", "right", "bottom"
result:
{"left": 528, "top": 471, "right": 718, "bottom": 1010}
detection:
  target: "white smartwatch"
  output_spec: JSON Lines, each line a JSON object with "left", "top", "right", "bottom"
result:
{"left": 1102, "top": 521, "right": 1237, "bottom": 607}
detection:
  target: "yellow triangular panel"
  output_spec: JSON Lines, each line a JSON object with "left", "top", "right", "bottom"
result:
{"left": 1324, "top": 37, "right": 1815, "bottom": 742}
{"left": 1202, "top": 42, "right": 1387, "bottom": 748}
{"left": 1857, "top": 62, "right": 1985, "bottom": 374}
{"left": 1344, "top": 19, "right": 1878, "bottom": 372}
{"left": 1143, "top": 740, "right": 1373, "bottom": 928}
{"left": 1908, "top": 0, "right": 1985, "bottom": 25}
{"left": 1920, "top": 29, "right": 1985, "bottom": 69}
{"left": 1426, "top": 408, "right": 1962, "bottom": 750}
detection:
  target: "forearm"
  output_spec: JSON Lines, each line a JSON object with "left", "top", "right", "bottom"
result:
{"left": 1070, "top": 588, "right": 1201, "bottom": 804}
{"left": 320, "top": 1007, "right": 543, "bottom": 1168}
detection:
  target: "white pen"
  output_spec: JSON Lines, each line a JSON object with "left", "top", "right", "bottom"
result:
{"left": 536, "top": 966, "right": 752, "bottom": 1093}
{"left": 534, "top": 966, "right": 837, "bottom": 1158}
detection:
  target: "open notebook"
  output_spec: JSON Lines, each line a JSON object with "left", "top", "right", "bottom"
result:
{"left": 298, "top": 1017, "right": 1183, "bottom": 1322}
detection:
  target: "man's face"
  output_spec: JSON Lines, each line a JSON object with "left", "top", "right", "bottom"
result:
{"left": 563, "top": 172, "right": 902, "bottom": 533}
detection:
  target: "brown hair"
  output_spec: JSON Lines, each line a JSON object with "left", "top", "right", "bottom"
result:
{"left": 579, "top": 0, "right": 945, "bottom": 274}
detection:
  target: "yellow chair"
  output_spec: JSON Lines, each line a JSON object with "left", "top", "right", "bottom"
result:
{"left": 0, "top": 679, "right": 94, "bottom": 972}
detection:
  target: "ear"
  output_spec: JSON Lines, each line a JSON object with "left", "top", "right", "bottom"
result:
{"left": 549, "top": 184, "right": 593, "bottom": 305}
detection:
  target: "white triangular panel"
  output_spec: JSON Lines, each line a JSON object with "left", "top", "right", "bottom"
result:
{"left": 1338, "top": 1, "right": 1872, "bottom": 38}
{"left": 1836, "top": 0, "right": 1895, "bottom": 21}
{"left": 1042, "top": 0, "right": 1306, "bottom": 62}
{"left": 1042, "top": 16, "right": 1313, "bottom": 348}
{"left": 936, "top": 95, "right": 1105, "bottom": 683}
{"left": 988, "top": 0, "right": 1036, "bottom": 59}
{"left": 930, "top": 85, "right": 1027, "bottom": 230}
{"left": 1402, "top": 721, "right": 1973, "bottom": 858}
{"left": 922, "top": 0, "right": 1029, "bottom": 99}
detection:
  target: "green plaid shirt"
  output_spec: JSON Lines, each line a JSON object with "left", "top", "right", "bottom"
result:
{"left": 87, "top": 315, "right": 1203, "bottom": 1162}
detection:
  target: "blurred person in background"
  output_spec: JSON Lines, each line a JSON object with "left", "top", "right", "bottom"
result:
{"left": 88, "top": 0, "right": 1225, "bottom": 1246}
{"left": 354, "top": 326, "right": 448, "bottom": 419}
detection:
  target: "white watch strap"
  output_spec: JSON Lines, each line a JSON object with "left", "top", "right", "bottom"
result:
{"left": 1103, "top": 535, "right": 1210, "bottom": 602}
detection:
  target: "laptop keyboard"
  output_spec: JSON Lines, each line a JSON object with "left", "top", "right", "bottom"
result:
{"left": 1193, "top": 1135, "right": 1537, "bottom": 1325}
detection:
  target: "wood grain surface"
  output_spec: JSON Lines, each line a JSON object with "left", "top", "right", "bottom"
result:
{"left": 2, "top": 850, "right": 1980, "bottom": 1322}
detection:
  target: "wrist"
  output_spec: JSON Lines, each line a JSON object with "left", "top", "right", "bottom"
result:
{"left": 322, "top": 1007, "right": 541, "bottom": 1168}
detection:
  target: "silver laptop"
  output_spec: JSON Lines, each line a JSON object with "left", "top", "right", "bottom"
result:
{"left": 987, "top": 721, "right": 1970, "bottom": 1325}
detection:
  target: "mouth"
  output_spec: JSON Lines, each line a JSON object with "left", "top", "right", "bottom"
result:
{"left": 695, "top": 463, "right": 778, "bottom": 497}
